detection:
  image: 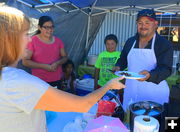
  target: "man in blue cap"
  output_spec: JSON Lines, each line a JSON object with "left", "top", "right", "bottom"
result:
{"left": 114, "top": 9, "right": 173, "bottom": 111}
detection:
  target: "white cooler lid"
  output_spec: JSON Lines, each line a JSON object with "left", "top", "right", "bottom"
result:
{"left": 76, "top": 79, "right": 94, "bottom": 91}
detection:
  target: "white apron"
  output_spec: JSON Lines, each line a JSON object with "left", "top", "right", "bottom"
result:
{"left": 123, "top": 34, "right": 169, "bottom": 111}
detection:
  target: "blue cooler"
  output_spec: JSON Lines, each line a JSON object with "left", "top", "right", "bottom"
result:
{"left": 76, "top": 79, "right": 94, "bottom": 96}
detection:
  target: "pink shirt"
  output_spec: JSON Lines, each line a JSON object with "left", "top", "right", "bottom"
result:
{"left": 27, "top": 35, "right": 64, "bottom": 82}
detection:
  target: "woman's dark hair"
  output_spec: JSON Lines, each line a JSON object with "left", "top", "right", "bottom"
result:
{"left": 62, "top": 60, "right": 76, "bottom": 80}
{"left": 104, "top": 34, "right": 118, "bottom": 44}
{"left": 36, "top": 16, "right": 54, "bottom": 34}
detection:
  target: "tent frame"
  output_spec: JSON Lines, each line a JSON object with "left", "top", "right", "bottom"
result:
{"left": 14, "top": 0, "right": 180, "bottom": 56}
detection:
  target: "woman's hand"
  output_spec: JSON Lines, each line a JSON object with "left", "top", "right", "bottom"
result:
{"left": 51, "top": 62, "right": 59, "bottom": 71}
{"left": 43, "top": 62, "right": 59, "bottom": 72}
{"left": 43, "top": 64, "right": 55, "bottom": 72}
{"left": 104, "top": 77, "right": 125, "bottom": 90}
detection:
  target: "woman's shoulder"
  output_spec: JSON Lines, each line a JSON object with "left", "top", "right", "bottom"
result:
{"left": 29, "top": 35, "right": 40, "bottom": 44}
{"left": 54, "top": 36, "right": 63, "bottom": 42}
{"left": 54, "top": 36, "right": 64, "bottom": 46}
{"left": 31, "top": 35, "right": 39, "bottom": 40}
{"left": 2, "top": 67, "right": 49, "bottom": 90}
{"left": 2, "top": 67, "right": 33, "bottom": 81}
{"left": 1, "top": 67, "right": 29, "bottom": 89}
{"left": 2, "top": 67, "right": 45, "bottom": 84}
{"left": 1, "top": 67, "right": 49, "bottom": 101}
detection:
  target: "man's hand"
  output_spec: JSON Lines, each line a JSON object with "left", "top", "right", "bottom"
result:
{"left": 112, "top": 66, "right": 120, "bottom": 72}
{"left": 137, "top": 70, "right": 150, "bottom": 81}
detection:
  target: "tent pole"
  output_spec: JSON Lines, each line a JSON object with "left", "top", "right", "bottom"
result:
{"left": 154, "top": 9, "right": 175, "bottom": 14}
{"left": 134, "top": 6, "right": 146, "bottom": 9}
{"left": 155, "top": 4, "right": 177, "bottom": 10}
{"left": 54, "top": 5, "right": 67, "bottom": 12}
{"left": 113, "top": 10, "right": 130, "bottom": 15}
{"left": 92, "top": 11, "right": 108, "bottom": 16}
{"left": 69, "top": 7, "right": 89, "bottom": 13}
{"left": 34, "top": 3, "right": 54, "bottom": 8}
{"left": 113, "top": 6, "right": 130, "bottom": 11}
{"left": 70, "top": 2, "right": 89, "bottom": 16}
{"left": 85, "top": 14, "right": 91, "bottom": 55}
{"left": 168, "top": 14, "right": 172, "bottom": 41}
{"left": 84, "top": 0, "right": 97, "bottom": 56}
{"left": 17, "top": 0, "right": 33, "bottom": 8}
{"left": 93, "top": 7, "right": 110, "bottom": 11}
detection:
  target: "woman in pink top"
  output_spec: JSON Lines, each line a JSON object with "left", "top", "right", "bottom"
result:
{"left": 23, "top": 16, "right": 67, "bottom": 88}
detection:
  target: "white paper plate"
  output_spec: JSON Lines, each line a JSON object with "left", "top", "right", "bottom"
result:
{"left": 114, "top": 71, "right": 146, "bottom": 79}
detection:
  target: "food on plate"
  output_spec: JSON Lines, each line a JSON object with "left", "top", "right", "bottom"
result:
{"left": 115, "top": 71, "right": 146, "bottom": 79}
{"left": 119, "top": 72, "right": 131, "bottom": 76}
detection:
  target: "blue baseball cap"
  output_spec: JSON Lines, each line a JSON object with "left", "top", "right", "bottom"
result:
{"left": 137, "top": 9, "right": 156, "bottom": 21}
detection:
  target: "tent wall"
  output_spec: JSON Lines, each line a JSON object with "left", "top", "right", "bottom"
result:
{"left": 89, "top": 11, "right": 137, "bottom": 55}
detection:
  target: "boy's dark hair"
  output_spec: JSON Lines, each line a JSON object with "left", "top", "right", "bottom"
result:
{"left": 104, "top": 34, "right": 118, "bottom": 44}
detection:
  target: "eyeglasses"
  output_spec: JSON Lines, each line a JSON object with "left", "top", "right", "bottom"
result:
{"left": 42, "top": 25, "right": 54, "bottom": 30}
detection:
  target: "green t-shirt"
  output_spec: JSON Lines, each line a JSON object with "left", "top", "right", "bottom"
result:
{"left": 95, "top": 51, "right": 121, "bottom": 86}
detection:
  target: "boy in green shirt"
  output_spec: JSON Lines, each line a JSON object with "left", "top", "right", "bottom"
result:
{"left": 94, "top": 34, "right": 121, "bottom": 89}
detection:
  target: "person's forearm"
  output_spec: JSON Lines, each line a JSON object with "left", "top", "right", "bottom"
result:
{"left": 34, "top": 87, "right": 89, "bottom": 113}
{"left": 35, "top": 85, "right": 110, "bottom": 113}
{"left": 55, "top": 56, "right": 68, "bottom": 65}
{"left": 22, "top": 59, "right": 48, "bottom": 69}
{"left": 35, "top": 78, "right": 125, "bottom": 113}
{"left": 82, "top": 85, "right": 110, "bottom": 111}
{"left": 147, "top": 67, "right": 172, "bottom": 84}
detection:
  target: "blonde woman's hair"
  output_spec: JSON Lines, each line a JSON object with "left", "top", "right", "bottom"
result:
{"left": 0, "top": 7, "right": 29, "bottom": 76}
